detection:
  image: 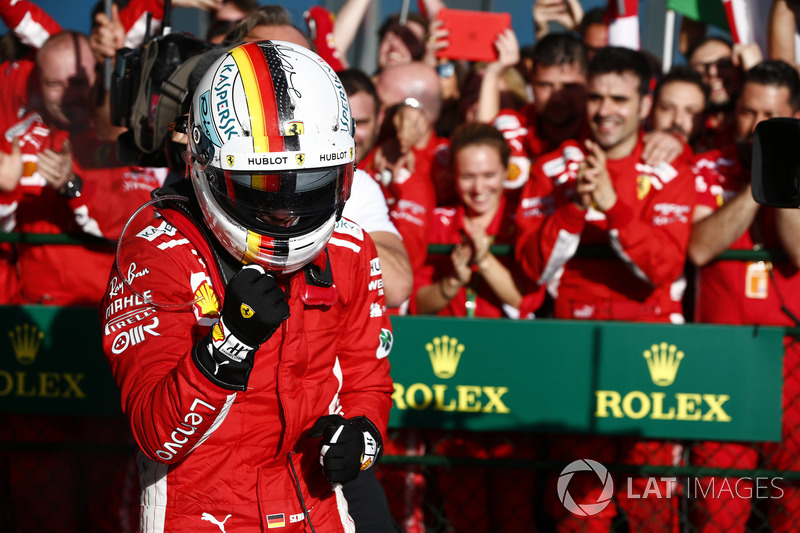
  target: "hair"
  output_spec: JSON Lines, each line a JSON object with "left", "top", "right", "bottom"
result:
{"left": 377, "top": 12, "right": 428, "bottom": 61}
{"left": 223, "top": 6, "right": 310, "bottom": 46}
{"left": 338, "top": 68, "right": 379, "bottom": 103}
{"left": 0, "top": 32, "right": 31, "bottom": 63}
{"left": 378, "top": 12, "right": 429, "bottom": 42}
{"left": 578, "top": 7, "right": 606, "bottom": 38}
{"left": 744, "top": 59, "right": 800, "bottom": 111}
{"left": 686, "top": 36, "right": 733, "bottom": 64}
{"left": 208, "top": 0, "right": 261, "bottom": 39}
{"left": 588, "top": 46, "right": 651, "bottom": 96}
{"left": 217, "top": 0, "right": 259, "bottom": 16}
{"left": 500, "top": 64, "right": 530, "bottom": 110}
{"left": 449, "top": 121, "right": 510, "bottom": 169}
{"left": 654, "top": 65, "right": 709, "bottom": 104}
{"left": 532, "top": 33, "right": 588, "bottom": 74}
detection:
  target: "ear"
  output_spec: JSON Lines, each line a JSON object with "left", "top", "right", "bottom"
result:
{"left": 639, "top": 93, "right": 653, "bottom": 121}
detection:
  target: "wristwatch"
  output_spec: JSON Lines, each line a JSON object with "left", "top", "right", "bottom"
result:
{"left": 58, "top": 174, "right": 83, "bottom": 199}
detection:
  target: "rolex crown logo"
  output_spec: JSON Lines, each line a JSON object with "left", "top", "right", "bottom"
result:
{"left": 426, "top": 335, "right": 464, "bottom": 379}
{"left": 643, "top": 342, "right": 684, "bottom": 387}
{"left": 9, "top": 323, "right": 44, "bottom": 365}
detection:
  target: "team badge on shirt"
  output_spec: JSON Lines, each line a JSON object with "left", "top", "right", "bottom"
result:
{"left": 637, "top": 175, "right": 652, "bottom": 200}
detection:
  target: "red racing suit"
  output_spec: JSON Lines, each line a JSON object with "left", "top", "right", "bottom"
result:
{"left": 690, "top": 145, "right": 800, "bottom": 533}
{"left": 516, "top": 136, "right": 695, "bottom": 323}
{"left": 100, "top": 200, "right": 394, "bottom": 533}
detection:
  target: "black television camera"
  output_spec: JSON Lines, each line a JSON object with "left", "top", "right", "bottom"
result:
{"left": 109, "top": 7, "right": 224, "bottom": 168}
{"left": 752, "top": 118, "right": 800, "bottom": 208}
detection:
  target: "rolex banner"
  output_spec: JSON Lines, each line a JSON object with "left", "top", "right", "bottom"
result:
{"left": 0, "top": 307, "right": 787, "bottom": 441}
{"left": 388, "top": 317, "right": 785, "bottom": 441}
{"left": 1, "top": 305, "right": 122, "bottom": 416}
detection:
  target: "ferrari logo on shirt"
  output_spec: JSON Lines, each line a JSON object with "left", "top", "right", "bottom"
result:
{"left": 240, "top": 303, "right": 255, "bottom": 318}
{"left": 637, "top": 175, "right": 651, "bottom": 200}
{"left": 296, "top": 153, "right": 305, "bottom": 166}
{"left": 226, "top": 155, "right": 235, "bottom": 167}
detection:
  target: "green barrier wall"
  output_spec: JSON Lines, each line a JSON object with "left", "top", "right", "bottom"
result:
{"left": 0, "top": 306, "right": 786, "bottom": 441}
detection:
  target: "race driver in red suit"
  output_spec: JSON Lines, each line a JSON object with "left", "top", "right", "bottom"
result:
{"left": 516, "top": 47, "right": 695, "bottom": 533}
{"left": 100, "top": 41, "right": 393, "bottom": 532}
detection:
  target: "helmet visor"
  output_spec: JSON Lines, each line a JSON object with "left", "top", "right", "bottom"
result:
{"left": 206, "top": 163, "right": 353, "bottom": 236}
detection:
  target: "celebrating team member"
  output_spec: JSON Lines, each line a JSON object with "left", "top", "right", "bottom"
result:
{"left": 516, "top": 46, "right": 696, "bottom": 532}
{"left": 101, "top": 40, "right": 393, "bottom": 532}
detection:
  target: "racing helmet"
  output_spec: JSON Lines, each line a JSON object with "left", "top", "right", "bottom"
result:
{"left": 188, "top": 40, "right": 355, "bottom": 273}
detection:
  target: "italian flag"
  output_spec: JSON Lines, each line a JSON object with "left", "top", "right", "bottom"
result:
{"left": 606, "top": 0, "right": 641, "bottom": 50}
{"left": 662, "top": 0, "right": 774, "bottom": 72}
{"left": 721, "top": 0, "right": 771, "bottom": 51}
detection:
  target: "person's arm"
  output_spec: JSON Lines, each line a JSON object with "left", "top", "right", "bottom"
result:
{"left": 90, "top": 4, "right": 125, "bottom": 64}
{"left": 475, "top": 29, "right": 520, "bottom": 124}
{"left": 640, "top": 131, "right": 687, "bottom": 167}
{"left": 688, "top": 184, "right": 759, "bottom": 267}
{"left": 474, "top": 253, "right": 522, "bottom": 309}
{"left": 768, "top": 0, "right": 799, "bottom": 66}
{"left": 415, "top": 243, "right": 471, "bottom": 315}
{"left": 532, "top": 0, "right": 583, "bottom": 41}
{"left": 331, "top": 0, "right": 372, "bottom": 59}
{"left": 340, "top": 170, "right": 412, "bottom": 308}
{"left": 333, "top": 231, "right": 394, "bottom": 435}
{"left": 731, "top": 42, "right": 764, "bottom": 72}
{"left": 464, "top": 218, "right": 522, "bottom": 309}
{"left": 370, "top": 230, "right": 413, "bottom": 307}
{"left": 102, "top": 228, "right": 248, "bottom": 464}
{"left": 515, "top": 142, "right": 587, "bottom": 284}
{"left": 774, "top": 207, "right": 800, "bottom": 268}
{"left": 0, "top": 138, "right": 22, "bottom": 192}
{"left": 600, "top": 147, "right": 696, "bottom": 287}
{"left": 0, "top": 0, "right": 61, "bottom": 49}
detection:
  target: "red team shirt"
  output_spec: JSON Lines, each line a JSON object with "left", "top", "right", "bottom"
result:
{"left": 515, "top": 135, "right": 696, "bottom": 322}
{"left": 492, "top": 105, "right": 592, "bottom": 196}
{"left": 693, "top": 145, "right": 800, "bottom": 325}
{"left": 0, "top": 56, "right": 165, "bottom": 305}
{"left": 411, "top": 196, "right": 543, "bottom": 318}
{"left": 361, "top": 135, "right": 443, "bottom": 274}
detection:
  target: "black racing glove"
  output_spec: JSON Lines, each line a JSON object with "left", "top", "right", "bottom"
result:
{"left": 309, "top": 415, "right": 383, "bottom": 485}
{"left": 193, "top": 264, "right": 290, "bottom": 391}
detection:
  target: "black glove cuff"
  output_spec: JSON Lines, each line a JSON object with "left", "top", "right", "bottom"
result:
{"left": 350, "top": 415, "right": 384, "bottom": 467}
{"left": 192, "top": 334, "right": 254, "bottom": 391}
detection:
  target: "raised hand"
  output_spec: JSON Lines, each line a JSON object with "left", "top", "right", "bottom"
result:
{"left": 192, "top": 264, "right": 290, "bottom": 391}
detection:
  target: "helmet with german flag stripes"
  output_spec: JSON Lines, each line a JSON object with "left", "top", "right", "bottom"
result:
{"left": 188, "top": 40, "right": 355, "bottom": 274}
